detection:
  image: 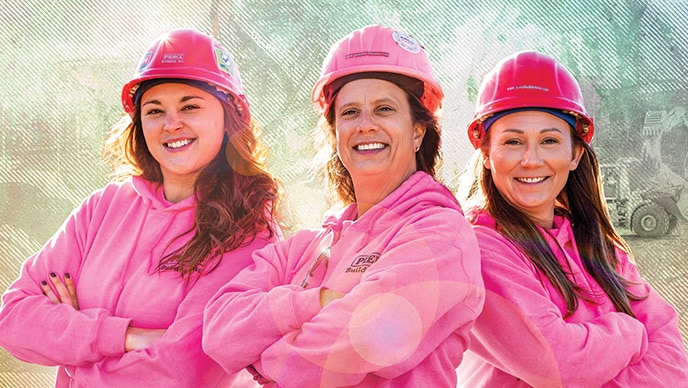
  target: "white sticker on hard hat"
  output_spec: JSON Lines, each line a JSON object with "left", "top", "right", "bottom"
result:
{"left": 215, "top": 48, "right": 235, "bottom": 77}
{"left": 392, "top": 31, "right": 421, "bottom": 54}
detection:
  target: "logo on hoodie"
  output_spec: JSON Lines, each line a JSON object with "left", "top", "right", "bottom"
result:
{"left": 345, "top": 252, "right": 381, "bottom": 273}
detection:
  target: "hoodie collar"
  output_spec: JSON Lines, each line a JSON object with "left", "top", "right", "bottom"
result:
{"left": 472, "top": 209, "right": 573, "bottom": 247}
{"left": 131, "top": 176, "right": 196, "bottom": 211}
{"left": 322, "top": 171, "right": 461, "bottom": 233}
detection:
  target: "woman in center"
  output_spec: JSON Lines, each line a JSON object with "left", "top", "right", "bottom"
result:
{"left": 203, "top": 25, "right": 484, "bottom": 387}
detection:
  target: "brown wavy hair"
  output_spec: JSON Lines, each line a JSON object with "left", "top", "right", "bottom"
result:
{"left": 458, "top": 126, "right": 645, "bottom": 318}
{"left": 312, "top": 78, "right": 443, "bottom": 207}
{"left": 103, "top": 100, "right": 281, "bottom": 282}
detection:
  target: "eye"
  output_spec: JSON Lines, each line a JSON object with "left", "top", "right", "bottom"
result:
{"left": 144, "top": 108, "right": 163, "bottom": 116}
{"left": 339, "top": 108, "right": 358, "bottom": 117}
{"left": 542, "top": 137, "right": 560, "bottom": 145}
{"left": 503, "top": 138, "right": 522, "bottom": 146}
{"left": 181, "top": 104, "right": 200, "bottom": 111}
{"left": 376, "top": 105, "right": 394, "bottom": 113}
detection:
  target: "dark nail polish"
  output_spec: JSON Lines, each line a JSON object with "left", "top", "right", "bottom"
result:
{"left": 50, "top": 272, "right": 56, "bottom": 278}
{"left": 41, "top": 281, "right": 48, "bottom": 286}
{"left": 64, "top": 273, "right": 71, "bottom": 279}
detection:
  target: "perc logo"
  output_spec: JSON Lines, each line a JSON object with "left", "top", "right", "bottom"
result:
{"left": 345, "top": 252, "right": 381, "bottom": 273}
{"left": 161, "top": 53, "right": 185, "bottom": 63}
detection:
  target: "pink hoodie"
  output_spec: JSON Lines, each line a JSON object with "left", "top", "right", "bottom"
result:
{"left": 0, "top": 176, "right": 274, "bottom": 387}
{"left": 456, "top": 212, "right": 688, "bottom": 387}
{"left": 203, "top": 171, "right": 484, "bottom": 387}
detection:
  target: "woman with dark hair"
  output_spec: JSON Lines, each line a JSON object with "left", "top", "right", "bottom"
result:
{"left": 0, "top": 28, "right": 281, "bottom": 387}
{"left": 456, "top": 50, "right": 688, "bottom": 387}
{"left": 203, "top": 25, "right": 483, "bottom": 387}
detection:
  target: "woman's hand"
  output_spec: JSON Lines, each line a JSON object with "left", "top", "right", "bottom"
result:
{"left": 320, "top": 287, "right": 345, "bottom": 307}
{"left": 40, "top": 272, "right": 79, "bottom": 310}
{"left": 125, "top": 327, "right": 166, "bottom": 352}
{"left": 246, "top": 364, "right": 275, "bottom": 385}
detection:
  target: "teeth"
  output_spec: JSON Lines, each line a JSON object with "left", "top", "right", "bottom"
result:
{"left": 517, "top": 177, "right": 546, "bottom": 183}
{"left": 356, "top": 143, "right": 385, "bottom": 151}
{"left": 166, "top": 139, "right": 191, "bottom": 149}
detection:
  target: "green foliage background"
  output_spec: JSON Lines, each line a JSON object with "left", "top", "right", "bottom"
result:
{"left": 1, "top": 0, "right": 686, "bottom": 385}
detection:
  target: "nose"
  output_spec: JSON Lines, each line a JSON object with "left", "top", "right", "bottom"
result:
{"left": 355, "top": 109, "right": 378, "bottom": 132}
{"left": 163, "top": 111, "right": 183, "bottom": 131}
{"left": 521, "top": 142, "right": 543, "bottom": 166}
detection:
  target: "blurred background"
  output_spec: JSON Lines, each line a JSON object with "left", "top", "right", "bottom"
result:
{"left": 1, "top": 0, "right": 687, "bottom": 385}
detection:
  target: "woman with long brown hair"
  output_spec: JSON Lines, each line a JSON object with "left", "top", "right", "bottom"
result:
{"left": 0, "top": 28, "right": 281, "bottom": 387}
{"left": 456, "top": 50, "right": 688, "bottom": 387}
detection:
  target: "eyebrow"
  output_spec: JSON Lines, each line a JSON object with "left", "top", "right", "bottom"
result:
{"left": 336, "top": 96, "right": 400, "bottom": 110}
{"left": 141, "top": 95, "right": 206, "bottom": 107}
{"left": 499, "top": 127, "right": 565, "bottom": 135}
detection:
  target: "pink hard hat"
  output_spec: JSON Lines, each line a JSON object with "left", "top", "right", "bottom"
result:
{"left": 121, "top": 28, "right": 249, "bottom": 122}
{"left": 467, "top": 50, "right": 594, "bottom": 148}
{"left": 311, "top": 25, "right": 444, "bottom": 116}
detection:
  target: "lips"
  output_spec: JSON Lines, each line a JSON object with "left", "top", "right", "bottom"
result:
{"left": 515, "top": 176, "right": 547, "bottom": 183}
{"left": 165, "top": 138, "right": 194, "bottom": 149}
{"left": 354, "top": 142, "right": 386, "bottom": 151}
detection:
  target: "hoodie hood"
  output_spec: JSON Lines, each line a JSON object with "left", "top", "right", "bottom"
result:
{"left": 131, "top": 176, "right": 196, "bottom": 211}
{"left": 130, "top": 176, "right": 197, "bottom": 273}
{"left": 322, "top": 171, "right": 462, "bottom": 237}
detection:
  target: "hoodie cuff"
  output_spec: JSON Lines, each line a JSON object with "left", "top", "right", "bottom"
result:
{"left": 95, "top": 316, "right": 132, "bottom": 358}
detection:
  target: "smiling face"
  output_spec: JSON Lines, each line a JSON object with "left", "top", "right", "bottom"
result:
{"left": 333, "top": 78, "right": 425, "bottom": 205}
{"left": 140, "top": 82, "right": 225, "bottom": 201}
{"left": 483, "top": 110, "right": 584, "bottom": 227}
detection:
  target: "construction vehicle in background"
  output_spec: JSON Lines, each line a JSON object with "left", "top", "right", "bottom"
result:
{"left": 601, "top": 110, "right": 688, "bottom": 237}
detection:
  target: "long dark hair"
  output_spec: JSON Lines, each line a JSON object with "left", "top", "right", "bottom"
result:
{"left": 459, "top": 127, "right": 645, "bottom": 318}
{"left": 103, "top": 100, "right": 281, "bottom": 282}
{"left": 312, "top": 78, "right": 442, "bottom": 207}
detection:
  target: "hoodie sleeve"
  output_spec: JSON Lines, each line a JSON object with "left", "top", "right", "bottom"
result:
{"left": 67, "top": 237, "right": 269, "bottom": 387}
{"left": 468, "top": 226, "right": 649, "bottom": 387}
{"left": 603, "top": 250, "right": 688, "bottom": 386}
{"left": 0, "top": 192, "right": 131, "bottom": 366}
{"left": 239, "top": 210, "right": 482, "bottom": 387}
{"left": 203, "top": 229, "right": 325, "bottom": 375}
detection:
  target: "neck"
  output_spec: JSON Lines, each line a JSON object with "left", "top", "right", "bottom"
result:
{"left": 162, "top": 177, "right": 196, "bottom": 203}
{"left": 352, "top": 171, "right": 414, "bottom": 218}
{"left": 528, "top": 213, "right": 554, "bottom": 229}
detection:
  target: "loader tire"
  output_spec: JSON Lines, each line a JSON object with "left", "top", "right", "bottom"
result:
{"left": 631, "top": 202, "right": 670, "bottom": 238}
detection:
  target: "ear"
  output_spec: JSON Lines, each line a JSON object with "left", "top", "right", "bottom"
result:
{"left": 570, "top": 144, "right": 585, "bottom": 170}
{"left": 413, "top": 124, "right": 426, "bottom": 151}
{"left": 482, "top": 152, "right": 491, "bottom": 170}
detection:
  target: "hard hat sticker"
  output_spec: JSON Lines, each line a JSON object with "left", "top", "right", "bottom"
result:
{"left": 161, "top": 53, "right": 185, "bottom": 63}
{"left": 215, "top": 48, "right": 236, "bottom": 79}
{"left": 345, "top": 51, "right": 389, "bottom": 59}
{"left": 392, "top": 31, "right": 421, "bottom": 54}
{"left": 507, "top": 84, "right": 550, "bottom": 92}
{"left": 137, "top": 51, "right": 153, "bottom": 71}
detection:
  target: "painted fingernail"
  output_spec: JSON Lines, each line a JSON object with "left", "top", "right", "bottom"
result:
{"left": 50, "top": 272, "right": 56, "bottom": 278}
{"left": 64, "top": 273, "right": 71, "bottom": 279}
{"left": 41, "top": 281, "right": 48, "bottom": 286}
